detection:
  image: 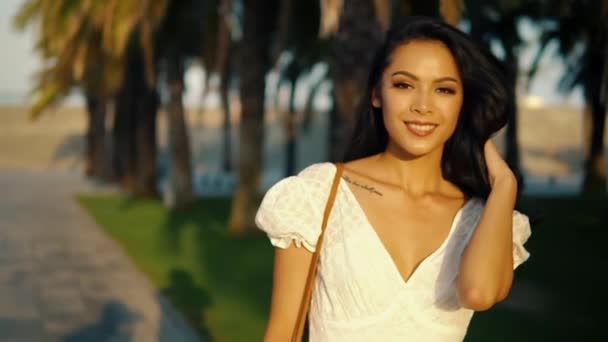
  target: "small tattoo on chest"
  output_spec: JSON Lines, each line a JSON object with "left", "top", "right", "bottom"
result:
{"left": 342, "top": 175, "right": 383, "bottom": 196}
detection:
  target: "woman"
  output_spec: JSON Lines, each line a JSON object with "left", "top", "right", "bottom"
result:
{"left": 256, "top": 16, "right": 532, "bottom": 341}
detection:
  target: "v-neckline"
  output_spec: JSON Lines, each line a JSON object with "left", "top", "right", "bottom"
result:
{"left": 333, "top": 163, "right": 472, "bottom": 287}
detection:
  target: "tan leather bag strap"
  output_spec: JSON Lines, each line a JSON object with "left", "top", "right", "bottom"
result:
{"left": 291, "top": 162, "right": 344, "bottom": 342}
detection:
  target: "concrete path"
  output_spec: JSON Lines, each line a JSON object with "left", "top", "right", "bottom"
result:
{"left": 0, "top": 168, "right": 201, "bottom": 342}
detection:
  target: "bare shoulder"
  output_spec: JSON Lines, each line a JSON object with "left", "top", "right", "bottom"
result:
{"left": 342, "top": 154, "right": 388, "bottom": 185}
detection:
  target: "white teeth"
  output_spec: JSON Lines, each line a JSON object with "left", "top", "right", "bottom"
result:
{"left": 407, "top": 123, "right": 436, "bottom": 131}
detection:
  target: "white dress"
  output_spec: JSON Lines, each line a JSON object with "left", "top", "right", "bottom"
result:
{"left": 255, "top": 162, "right": 532, "bottom": 341}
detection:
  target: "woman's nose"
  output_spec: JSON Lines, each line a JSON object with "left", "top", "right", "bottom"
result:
{"left": 410, "top": 92, "right": 432, "bottom": 114}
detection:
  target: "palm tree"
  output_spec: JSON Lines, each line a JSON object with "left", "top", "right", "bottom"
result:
{"left": 154, "top": 0, "right": 207, "bottom": 207}
{"left": 112, "top": 37, "right": 160, "bottom": 197}
{"left": 273, "top": 0, "right": 327, "bottom": 176}
{"left": 527, "top": 0, "right": 608, "bottom": 194}
{"left": 13, "top": 0, "right": 124, "bottom": 180}
{"left": 15, "top": 0, "right": 173, "bottom": 197}
{"left": 228, "top": 0, "right": 279, "bottom": 234}
{"left": 203, "top": 0, "right": 238, "bottom": 174}
{"left": 103, "top": 0, "right": 168, "bottom": 197}
{"left": 320, "top": 0, "right": 386, "bottom": 161}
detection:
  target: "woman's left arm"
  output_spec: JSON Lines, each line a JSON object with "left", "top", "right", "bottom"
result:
{"left": 456, "top": 140, "right": 518, "bottom": 311}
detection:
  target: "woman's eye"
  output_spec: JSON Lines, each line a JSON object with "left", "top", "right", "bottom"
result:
{"left": 437, "top": 87, "right": 456, "bottom": 94}
{"left": 394, "top": 82, "right": 411, "bottom": 89}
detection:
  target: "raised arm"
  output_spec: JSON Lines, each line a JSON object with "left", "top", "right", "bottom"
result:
{"left": 264, "top": 244, "right": 314, "bottom": 341}
{"left": 456, "top": 140, "right": 519, "bottom": 311}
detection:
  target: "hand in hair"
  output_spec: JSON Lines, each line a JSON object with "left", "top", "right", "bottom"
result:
{"left": 484, "top": 139, "right": 516, "bottom": 188}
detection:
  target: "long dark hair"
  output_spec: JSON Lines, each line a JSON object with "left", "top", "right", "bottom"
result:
{"left": 343, "top": 16, "right": 509, "bottom": 202}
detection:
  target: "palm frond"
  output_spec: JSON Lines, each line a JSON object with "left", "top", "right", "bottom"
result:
{"left": 12, "top": 0, "right": 43, "bottom": 30}
{"left": 27, "top": 67, "right": 72, "bottom": 120}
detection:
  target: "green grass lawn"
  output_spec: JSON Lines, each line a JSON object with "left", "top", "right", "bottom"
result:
{"left": 77, "top": 195, "right": 274, "bottom": 342}
{"left": 77, "top": 194, "right": 607, "bottom": 342}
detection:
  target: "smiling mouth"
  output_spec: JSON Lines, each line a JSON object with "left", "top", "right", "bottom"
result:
{"left": 403, "top": 122, "right": 438, "bottom": 137}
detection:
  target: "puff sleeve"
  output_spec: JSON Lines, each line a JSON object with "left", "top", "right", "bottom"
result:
{"left": 512, "top": 209, "right": 532, "bottom": 270}
{"left": 254, "top": 175, "right": 323, "bottom": 253}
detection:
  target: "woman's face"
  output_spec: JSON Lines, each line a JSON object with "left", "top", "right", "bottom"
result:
{"left": 373, "top": 39, "right": 464, "bottom": 158}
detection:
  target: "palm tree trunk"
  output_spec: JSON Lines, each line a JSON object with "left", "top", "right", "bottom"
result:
{"left": 113, "top": 43, "right": 158, "bottom": 196}
{"left": 220, "top": 66, "right": 232, "bottom": 172}
{"left": 113, "top": 83, "right": 137, "bottom": 192}
{"left": 229, "top": 0, "right": 277, "bottom": 235}
{"left": 582, "top": 92, "right": 607, "bottom": 194}
{"left": 134, "top": 88, "right": 159, "bottom": 197}
{"left": 220, "top": 53, "right": 233, "bottom": 173}
{"left": 504, "top": 48, "right": 523, "bottom": 188}
{"left": 328, "top": 0, "right": 383, "bottom": 161}
{"left": 216, "top": 0, "right": 234, "bottom": 173}
{"left": 166, "top": 49, "right": 194, "bottom": 207}
{"left": 274, "top": 0, "right": 293, "bottom": 63}
{"left": 285, "top": 76, "right": 297, "bottom": 176}
{"left": 582, "top": 13, "right": 607, "bottom": 195}
{"left": 85, "top": 95, "right": 110, "bottom": 180}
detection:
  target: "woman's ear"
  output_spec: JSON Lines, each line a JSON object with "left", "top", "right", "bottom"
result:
{"left": 371, "top": 86, "right": 382, "bottom": 108}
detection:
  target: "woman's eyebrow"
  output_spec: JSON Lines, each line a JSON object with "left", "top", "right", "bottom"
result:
{"left": 391, "top": 70, "right": 460, "bottom": 84}
{"left": 391, "top": 70, "right": 419, "bottom": 79}
{"left": 433, "top": 76, "right": 460, "bottom": 84}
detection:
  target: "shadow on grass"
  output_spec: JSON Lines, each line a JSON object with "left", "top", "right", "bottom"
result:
{"left": 161, "top": 197, "right": 274, "bottom": 341}
{"left": 161, "top": 268, "right": 213, "bottom": 341}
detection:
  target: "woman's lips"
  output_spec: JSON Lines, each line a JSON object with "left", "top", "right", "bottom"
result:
{"left": 404, "top": 122, "right": 438, "bottom": 137}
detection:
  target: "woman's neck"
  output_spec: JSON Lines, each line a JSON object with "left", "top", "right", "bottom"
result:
{"left": 376, "top": 144, "right": 446, "bottom": 197}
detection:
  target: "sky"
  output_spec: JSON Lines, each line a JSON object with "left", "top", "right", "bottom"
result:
{"left": 0, "top": 0, "right": 583, "bottom": 109}
{"left": 0, "top": 0, "right": 41, "bottom": 100}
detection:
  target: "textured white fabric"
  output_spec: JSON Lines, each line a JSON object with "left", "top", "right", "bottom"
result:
{"left": 255, "top": 162, "right": 532, "bottom": 341}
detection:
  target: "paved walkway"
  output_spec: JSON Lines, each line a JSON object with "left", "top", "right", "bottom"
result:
{"left": 0, "top": 168, "right": 201, "bottom": 342}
